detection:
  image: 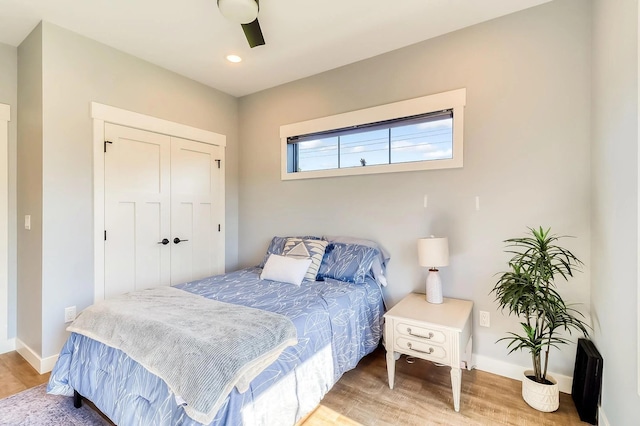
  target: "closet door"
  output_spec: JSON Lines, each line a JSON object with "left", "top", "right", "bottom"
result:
{"left": 103, "top": 125, "right": 224, "bottom": 298}
{"left": 104, "top": 124, "right": 171, "bottom": 298}
{"left": 170, "top": 137, "right": 222, "bottom": 285}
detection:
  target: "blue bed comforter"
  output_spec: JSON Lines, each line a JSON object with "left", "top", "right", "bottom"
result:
{"left": 47, "top": 267, "right": 384, "bottom": 425}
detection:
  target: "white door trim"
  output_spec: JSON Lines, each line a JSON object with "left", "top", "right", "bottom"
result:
{"left": 637, "top": 3, "right": 640, "bottom": 397}
{"left": 92, "top": 102, "right": 226, "bottom": 302}
{"left": 0, "top": 103, "right": 11, "bottom": 353}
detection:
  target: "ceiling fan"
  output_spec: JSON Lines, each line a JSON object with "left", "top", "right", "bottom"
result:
{"left": 217, "top": 0, "right": 265, "bottom": 48}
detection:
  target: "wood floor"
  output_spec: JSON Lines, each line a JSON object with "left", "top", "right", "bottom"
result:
{"left": 310, "top": 346, "right": 587, "bottom": 426}
{"left": 0, "top": 348, "right": 587, "bottom": 425}
{"left": 0, "top": 351, "right": 50, "bottom": 399}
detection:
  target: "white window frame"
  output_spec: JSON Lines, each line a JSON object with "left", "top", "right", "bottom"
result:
{"left": 280, "top": 88, "right": 466, "bottom": 180}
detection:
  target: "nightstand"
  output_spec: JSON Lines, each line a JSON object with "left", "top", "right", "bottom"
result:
{"left": 384, "top": 293, "right": 473, "bottom": 412}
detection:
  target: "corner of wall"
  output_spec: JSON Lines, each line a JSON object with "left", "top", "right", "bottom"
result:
{"left": 15, "top": 339, "right": 57, "bottom": 374}
{"left": 16, "top": 18, "right": 44, "bottom": 356}
{"left": 0, "top": 337, "right": 16, "bottom": 355}
{"left": 473, "top": 353, "right": 573, "bottom": 394}
{"left": 598, "top": 406, "right": 610, "bottom": 426}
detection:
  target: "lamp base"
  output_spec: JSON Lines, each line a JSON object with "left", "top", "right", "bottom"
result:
{"left": 426, "top": 269, "right": 443, "bottom": 304}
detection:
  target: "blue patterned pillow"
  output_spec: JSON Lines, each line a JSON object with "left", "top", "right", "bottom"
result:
{"left": 259, "top": 236, "right": 322, "bottom": 268}
{"left": 317, "top": 243, "right": 379, "bottom": 284}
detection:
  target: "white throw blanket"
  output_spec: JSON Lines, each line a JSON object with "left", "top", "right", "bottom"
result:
{"left": 67, "top": 286, "right": 298, "bottom": 424}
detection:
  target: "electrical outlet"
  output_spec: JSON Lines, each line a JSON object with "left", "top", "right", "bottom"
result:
{"left": 64, "top": 306, "right": 76, "bottom": 323}
{"left": 479, "top": 310, "right": 490, "bottom": 327}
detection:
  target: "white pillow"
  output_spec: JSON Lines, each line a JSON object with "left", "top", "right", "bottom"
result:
{"left": 260, "top": 254, "right": 312, "bottom": 286}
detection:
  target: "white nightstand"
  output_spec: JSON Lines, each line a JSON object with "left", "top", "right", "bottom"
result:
{"left": 384, "top": 293, "right": 473, "bottom": 412}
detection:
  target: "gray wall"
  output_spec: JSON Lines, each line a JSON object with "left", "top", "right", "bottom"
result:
{"left": 0, "top": 42, "right": 17, "bottom": 341}
{"left": 238, "top": 0, "right": 591, "bottom": 377}
{"left": 18, "top": 22, "right": 239, "bottom": 358}
{"left": 17, "top": 24, "right": 44, "bottom": 354}
{"left": 591, "top": 0, "right": 640, "bottom": 423}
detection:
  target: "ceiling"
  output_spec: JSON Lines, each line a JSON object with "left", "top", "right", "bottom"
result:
{"left": 0, "top": 0, "right": 552, "bottom": 97}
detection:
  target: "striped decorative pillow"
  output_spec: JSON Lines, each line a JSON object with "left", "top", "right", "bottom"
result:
{"left": 258, "top": 236, "right": 323, "bottom": 268}
{"left": 283, "top": 238, "right": 328, "bottom": 281}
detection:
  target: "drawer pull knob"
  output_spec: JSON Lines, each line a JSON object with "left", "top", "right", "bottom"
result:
{"left": 407, "top": 328, "right": 434, "bottom": 340}
{"left": 407, "top": 342, "right": 434, "bottom": 354}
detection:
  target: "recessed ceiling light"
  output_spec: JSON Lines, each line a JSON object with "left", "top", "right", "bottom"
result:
{"left": 226, "top": 55, "right": 242, "bottom": 63}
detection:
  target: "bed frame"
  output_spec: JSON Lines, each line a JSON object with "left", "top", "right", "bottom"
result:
{"left": 73, "top": 390, "right": 82, "bottom": 409}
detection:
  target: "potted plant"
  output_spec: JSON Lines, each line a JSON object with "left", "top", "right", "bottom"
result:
{"left": 491, "top": 227, "right": 590, "bottom": 412}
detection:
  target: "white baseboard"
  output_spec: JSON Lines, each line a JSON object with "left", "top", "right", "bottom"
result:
{"left": 473, "top": 354, "right": 573, "bottom": 394}
{"left": 15, "top": 339, "right": 58, "bottom": 374}
{"left": 598, "top": 406, "right": 610, "bottom": 426}
{"left": 0, "top": 337, "right": 16, "bottom": 354}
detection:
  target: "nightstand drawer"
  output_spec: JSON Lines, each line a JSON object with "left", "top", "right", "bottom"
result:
{"left": 396, "top": 322, "right": 447, "bottom": 344}
{"left": 396, "top": 337, "right": 448, "bottom": 362}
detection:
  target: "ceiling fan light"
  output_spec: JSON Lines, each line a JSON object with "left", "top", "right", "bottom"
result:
{"left": 217, "top": 0, "right": 259, "bottom": 24}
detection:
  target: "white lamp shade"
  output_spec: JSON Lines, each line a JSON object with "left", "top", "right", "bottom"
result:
{"left": 218, "top": 0, "right": 259, "bottom": 24}
{"left": 418, "top": 237, "right": 449, "bottom": 268}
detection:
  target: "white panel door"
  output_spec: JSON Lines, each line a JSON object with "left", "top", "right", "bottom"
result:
{"left": 104, "top": 123, "right": 171, "bottom": 298}
{"left": 170, "top": 137, "right": 222, "bottom": 285}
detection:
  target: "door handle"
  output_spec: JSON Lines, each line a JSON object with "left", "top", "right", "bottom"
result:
{"left": 173, "top": 237, "right": 189, "bottom": 244}
{"left": 157, "top": 238, "right": 170, "bottom": 245}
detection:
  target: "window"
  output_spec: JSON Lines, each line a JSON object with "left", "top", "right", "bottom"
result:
{"left": 280, "top": 88, "right": 465, "bottom": 180}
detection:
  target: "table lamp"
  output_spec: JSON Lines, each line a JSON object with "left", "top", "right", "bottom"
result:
{"left": 418, "top": 236, "right": 449, "bottom": 304}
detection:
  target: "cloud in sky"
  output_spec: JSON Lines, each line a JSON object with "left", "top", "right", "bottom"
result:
{"left": 299, "top": 139, "right": 325, "bottom": 149}
{"left": 391, "top": 139, "right": 450, "bottom": 152}
{"left": 299, "top": 139, "right": 337, "bottom": 153}
{"left": 416, "top": 119, "right": 452, "bottom": 130}
{"left": 422, "top": 148, "right": 453, "bottom": 160}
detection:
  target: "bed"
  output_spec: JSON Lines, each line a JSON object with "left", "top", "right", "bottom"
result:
{"left": 47, "top": 236, "right": 388, "bottom": 425}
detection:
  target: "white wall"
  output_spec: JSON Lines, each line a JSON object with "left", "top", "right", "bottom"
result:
{"left": 17, "top": 25, "right": 44, "bottom": 356}
{"left": 591, "top": 0, "right": 640, "bottom": 423}
{"left": 0, "top": 42, "right": 17, "bottom": 353}
{"left": 239, "top": 0, "right": 591, "bottom": 379}
{"left": 17, "top": 22, "right": 240, "bottom": 360}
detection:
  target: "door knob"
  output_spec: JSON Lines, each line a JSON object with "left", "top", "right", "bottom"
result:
{"left": 157, "top": 238, "right": 170, "bottom": 245}
{"left": 173, "top": 237, "right": 189, "bottom": 244}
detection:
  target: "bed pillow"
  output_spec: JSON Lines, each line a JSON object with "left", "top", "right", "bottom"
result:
{"left": 323, "top": 236, "right": 390, "bottom": 287}
{"left": 283, "top": 238, "right": 329, "bottom": 281}
{"left": 260, "top": 254, "right": 312, "bottom": 286}
{"left": 259, "top": 236, "right": 288, "bottom": 268}
{"left": 317, "top": 243, "right": 379, "bottom": 284}
{"left": 258, "top": 236, "right": 322, "bottom": 268}
{"left": 323, "top": 236, "right": 391, "bottom": 264}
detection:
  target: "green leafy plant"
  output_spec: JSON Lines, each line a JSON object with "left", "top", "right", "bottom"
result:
{"left": 491, "top": 227, "right": 590, "bottom": 384}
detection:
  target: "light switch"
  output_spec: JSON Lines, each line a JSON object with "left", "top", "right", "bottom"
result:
{"left": 24, "top": 215, "right": 31, "bottom": 230}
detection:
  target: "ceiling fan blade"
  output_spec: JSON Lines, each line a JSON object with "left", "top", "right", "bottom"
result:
{"left": 241, "top": 19, "right": 265, "bottom": 48}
